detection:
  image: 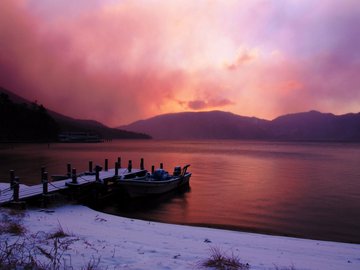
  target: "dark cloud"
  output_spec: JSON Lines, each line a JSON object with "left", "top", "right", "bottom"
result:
{"left": 186, "top": 98, "right": 234, "bottom": 110}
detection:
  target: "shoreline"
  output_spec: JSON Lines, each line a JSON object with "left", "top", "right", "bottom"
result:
{"left": 2, "top": 179, "right": 359, "bottom": 246}
{"left": 94, "top": 206, "right": 360, "bottom": 245}
{"left": 3, "top": 204, "right": 359, "bottom": 270}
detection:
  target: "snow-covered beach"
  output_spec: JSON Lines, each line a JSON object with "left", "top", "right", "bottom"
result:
{"left": 2, "top": 204, "right": 358, "bottom": 270}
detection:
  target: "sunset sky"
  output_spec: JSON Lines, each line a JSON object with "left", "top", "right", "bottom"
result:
{"left": 1, "top": 0, "right": 359, "bottom": 126}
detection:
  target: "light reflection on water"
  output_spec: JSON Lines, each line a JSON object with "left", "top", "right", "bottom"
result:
{"left": 1, "top": 140, "right": 360, "bottom": 243}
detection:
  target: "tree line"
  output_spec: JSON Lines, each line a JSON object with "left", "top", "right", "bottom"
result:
{"left": 0, "top": 93, "right": 59, "bottom": 142}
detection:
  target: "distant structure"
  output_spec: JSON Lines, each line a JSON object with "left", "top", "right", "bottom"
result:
{"left": 58, "top": 132, "right": 103, "bottom": 143}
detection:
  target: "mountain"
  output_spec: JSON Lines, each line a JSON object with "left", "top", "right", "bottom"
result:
{"left": 3, "top": 85, "right": 359, "bottom": 142}
{"left": 120, "top": 110, "right": 360, "bottom": 141}
{"left": 270, "top": 110, "right": 360, "bottom": 141}
{"left": 120, "top": 111, "right": 269, "bottom": 140}
{"left": 49, "top": 110, "right": 150, "bottom": 139}
{"left": 121, "top": 111, "right": 266, "bottom": 139}
{"left": 0, "top": 87, "right": 151, "bottom": 140}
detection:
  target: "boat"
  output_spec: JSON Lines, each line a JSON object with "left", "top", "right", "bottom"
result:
{"left": 114, "top": 165, "right": 191, "bottom": 198}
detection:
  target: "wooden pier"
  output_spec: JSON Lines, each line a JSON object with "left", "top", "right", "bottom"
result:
{"left": 0, "top": 159, "right": 149, "bottom": 207}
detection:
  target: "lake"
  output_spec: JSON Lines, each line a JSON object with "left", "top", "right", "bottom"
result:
{"left": 1, "top": 140, "right": 360, "bottom": 243}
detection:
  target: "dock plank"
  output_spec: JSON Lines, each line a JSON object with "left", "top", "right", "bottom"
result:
{"left": 0, "top": 168, "right": 138, "bottom": 205}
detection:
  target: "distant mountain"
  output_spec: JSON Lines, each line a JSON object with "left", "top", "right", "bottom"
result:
{"left": 120, "top": 111, "right": 269, "bottom": 140}
{"left": 270, "top": 110, "right": 360, "bottom": 141}
{"left": 49, "top": 110, "right": 150, "bottom": 140}
{"left": 0, "top": 87, "right": 151, "bottom": 140}
{"left": 119, "top": 110, "right": 360, "bottom": 141}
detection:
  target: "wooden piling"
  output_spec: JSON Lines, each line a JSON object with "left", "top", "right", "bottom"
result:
{"left": 89, "top": 161, "right": 93, "bottom": 173}
{"left": 67, "top": 163, "right": 71, "bottom": 177}
{"left": 13, "top": 177, "right": 19, "bottom": 202}
{"left": 128, "top": 160, "right": 132, "bottom": 172}
{"left": 10, "top": 176, "right": 26, "bottom": 208}
{"left": 95, "top": 165, "right": 102, "bottom": 182}
{"left": 117, "top": 157, "right": 121, "bottom": 168}
{"left": 41, "top": 167, "right": 46, "bottom": 180}
{"left": 140, "top": 158, "right": 144, "bottom": 170}
{"left": 10, "top": 170, "right": 15, "bottom": 189}
{"left": 72, "top": 168, "right": 77, "bottom": 184}
{"left": 105, "top": 159, "right": 108, "bottom": 171}
{"left": 115, "top": 162, "right": 119, "bottom": 176}
{"left": 151, "top": 165, "right": 155, "bottom": 174}
{"left": 42, "top": 172, "right": 48, "bottom": 194}
{"left": 160, "top": 163, "right": 163, "bottom": 169}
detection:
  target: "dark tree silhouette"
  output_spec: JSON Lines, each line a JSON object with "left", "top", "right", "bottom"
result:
{"left": 0, "top": 93, "right": 59, "bottom": 142}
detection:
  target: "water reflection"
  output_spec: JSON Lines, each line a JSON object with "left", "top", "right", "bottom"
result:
{"left": 1, "top": 140, "right": 360, "bottom": 243}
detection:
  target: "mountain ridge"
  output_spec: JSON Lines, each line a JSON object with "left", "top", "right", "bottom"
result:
{"left": 0, "top": 87, "right": 151, "bottom": 140}
{"left": 3, "top": 86, "right": 359, "bottom": 142}
{"left": 119, "top": 110, "right": 360, "bottom": 141}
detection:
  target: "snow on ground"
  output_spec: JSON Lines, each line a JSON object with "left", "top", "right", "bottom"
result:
{"left": 10, "top": 204, "right": 358, "bottom": 270}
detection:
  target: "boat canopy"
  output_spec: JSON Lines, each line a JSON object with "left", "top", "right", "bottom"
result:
{"left": 152, "top": 169, "right": 170, "bottom": 181}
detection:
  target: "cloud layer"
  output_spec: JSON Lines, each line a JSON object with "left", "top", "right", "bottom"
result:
{"left": 1, "top": 0, "right": 360, "bottom": 126}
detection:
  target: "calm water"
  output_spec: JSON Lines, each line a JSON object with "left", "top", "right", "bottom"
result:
{"left": 1, "top": 140, "right": 360, "bottom": 243}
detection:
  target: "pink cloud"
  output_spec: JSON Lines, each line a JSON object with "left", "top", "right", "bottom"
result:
{"left": 225, "top": 49, "right": 257, "bottom": 71}
{"left": 0, "top": 0, "right": 360, "bottom": 126}
{"left": 0, "top": 1, "right": 190, "bottom": 125}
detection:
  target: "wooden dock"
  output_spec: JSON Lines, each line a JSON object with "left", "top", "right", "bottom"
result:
{"left": 0, "top": 167, "right": 141, "bottom": 206}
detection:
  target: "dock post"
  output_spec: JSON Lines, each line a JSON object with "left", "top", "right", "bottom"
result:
{"left": 71, "top": 168, "right": 77, "bottom": 184}
{"left": 117, "top": 157, "right": 121, "bottom": 168}
{"left": 41, "top": 167, "right": 46, "bottom": 180}
{"left": 105, "top": 159, "right": 108, "bottom": 171}
{"left": 160, "top": 163, "right": 163, "bottom": 169}
{"left": 89, "top": 161, "right": 93, "bottom": 173}
{"left": 42, "top": 172, "right": 48, "bottom": 195}
{"left": 151, "top": 165, "right": 155, "bottom": 174}
{"left": 13, "top": 177, "right": 20, "bottom": 202}
{"left": 10, "top": 170, "right": 15, "bottom": 189}
{"left": 128, "top": 160, "right": 132, "bottom": 172}
{"left": 140, "top": 158, "right": 144, "bottom": 170}
{"left": 42, "top": 172, "right": 50, "bottom": 208}
{"left": 95, "top": 165, "right": 102, "bottom": 182}
{"left": 67, "top": 163, "right": 71, "bottom": 178}
{"left": 115, "top": 162, "right": 119, "bottom": 176}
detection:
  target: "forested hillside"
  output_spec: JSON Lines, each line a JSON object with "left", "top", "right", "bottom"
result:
{"left": 0, "top": 93, "right": 59, "bottom": 142}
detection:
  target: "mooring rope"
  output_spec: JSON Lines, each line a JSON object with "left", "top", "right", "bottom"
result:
{"left": 0, "top": 187, "right": 12, "bottom": 196}
{"left": 48, "top": 181, "right": 63, "bottom": 189}
{"left": 46, "top": 174, "right": 98, "bottom": 189}
{"left": 78, "top": 175, "right": 95, "bottom": 182}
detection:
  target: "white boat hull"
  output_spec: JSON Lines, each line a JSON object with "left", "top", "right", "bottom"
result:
{"left": 116, "top": 173, "right": 191, "bottom": 198}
